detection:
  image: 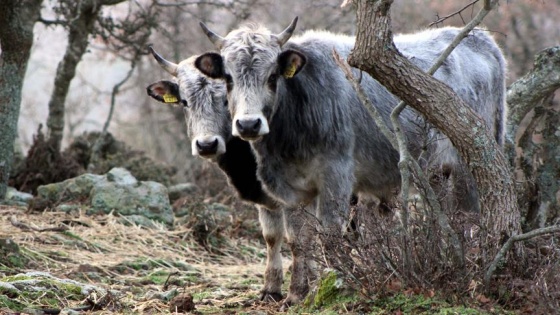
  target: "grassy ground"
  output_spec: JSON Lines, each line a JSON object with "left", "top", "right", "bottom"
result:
{"left": 0, "top": 204, "right": 292, "bottom": 314}
{"left": 0, "top": 203, "right": 521, "bottom": 314}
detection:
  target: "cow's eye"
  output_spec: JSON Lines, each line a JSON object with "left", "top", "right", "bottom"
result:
{"left": 268, "top": 73, "right": 278, "bottom": 84}
{"left": 181, "top": 99, "right": 190, "bottom": 108}
{"left": 224, "top": 99, "right": 228, "bottom": 108}
{"left": 267, "top": 73, "right": 278, "bottom": 90}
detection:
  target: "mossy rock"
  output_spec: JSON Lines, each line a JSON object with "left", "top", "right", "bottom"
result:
{"left": 0, "top": 272, "right": 106, "bottom": 312}
{"left": 0, "top": 238, "right": 28, "bottom": 269}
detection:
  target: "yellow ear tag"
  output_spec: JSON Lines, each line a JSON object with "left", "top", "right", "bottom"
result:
{"left": 283, "top": 63, "right": 297, "bottom": 79}
{"left": 163, "top": 93, "right": 178, "bottom": 103}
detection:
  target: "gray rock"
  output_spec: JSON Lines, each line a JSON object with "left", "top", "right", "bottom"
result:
{"left": 107, "top": 167, "right": 138, "bottom": 186}
{"left": 6, "top": 187, "right": 33, "bottom": 203}
{"left": 89, "top": 179, "right": 173, "bottom": 225}
{"left": 167, "top": 183, "right": 197, "bottom": 202}
{"left": 55, "top": 204, "right": 82, "bottom": 213}
{"left": 35, "top": 168, "right": 174, "bottom": 226}
{"left": 37, "top": 173, "right": 105, "bottom": 202}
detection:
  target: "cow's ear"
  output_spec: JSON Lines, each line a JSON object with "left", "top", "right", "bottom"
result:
{"left": 195, "top": 52, "right": 225, "bottom": 79}
{"left": 146, "top": 80, "right": 181, "bottom": 104}
{"left": 278, "top": 49, "right": 306, "bottom": 79}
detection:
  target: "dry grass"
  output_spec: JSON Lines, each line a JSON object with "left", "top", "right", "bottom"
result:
{"left": 0, "top": 204, "right": 289, "bottom": 314}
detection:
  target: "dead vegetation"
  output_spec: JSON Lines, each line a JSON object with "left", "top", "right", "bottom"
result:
{"left": 9, "top": 129, "right": 177, "bottom": 195}
{"left": 312, "top": 201, "right": 560, "bottom": 315}
{"left": 0, "top": 203, "right": 283, "bottom": 314}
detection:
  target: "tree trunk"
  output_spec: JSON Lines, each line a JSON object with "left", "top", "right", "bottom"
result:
{"left": 0, "top": 0, "right": 42, "bottom": 199}
{"left": 347, "top": 0, "right": 522, "bottom": 267}
{"left": 46, "top": 0, "right": 101, "bottom": 152}
{"left": 505, "top": 47, "right": 560, "bottom": 228}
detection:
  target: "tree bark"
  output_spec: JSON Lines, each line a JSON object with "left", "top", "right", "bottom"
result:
{"left": 46, "top": 0, "right": 102, "bottom": 152}
{"left": 0, "top": 0, "right": 42, "bottom": 199}
{"left": 505, "top": 46, "right": 560, "bottom": 160}
{"left": 347, "top": 0, "right": 522, "bottom": 268}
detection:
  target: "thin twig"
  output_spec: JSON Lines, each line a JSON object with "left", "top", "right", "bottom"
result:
{"left": 428, "top": 0, "right": 479, "bottom": 27}
{"left": 103, "top": 60, "right": 137, "bottom": 134}
{"left": 332, "top": 49, "right": 396, "bottom": 145}
{"left": 388, "top": 0, "right": 499, "bottom": 268}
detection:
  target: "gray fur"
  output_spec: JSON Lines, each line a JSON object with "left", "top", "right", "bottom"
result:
{"left": 198, "top": 23, "right": 506, "bottom": 305}
{"left": 197, "top": 22, "right": 506, "bottom": 306}
{"left": 209, "top": 25, "right": 505, "bottom": 214}
{"left": 148, "top": 56, "right": 318, "bottom": 302}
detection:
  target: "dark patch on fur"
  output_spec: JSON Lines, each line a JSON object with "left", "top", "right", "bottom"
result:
{"left": 217, "top": 137, "right": 270, "bottom": 205}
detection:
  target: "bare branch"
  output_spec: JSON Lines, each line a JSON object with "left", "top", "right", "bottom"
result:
{"left": 349, "top": 0, "right": 520, "bottom": 279}
{"left": 88, "top": 60, "right": 137, "bottom": 172}
{"left": 332, "top": 49, "right": 396, "bottom": 145}
{"left": 104, "top": 61, "right": 136, "bottom": 133}
{"left": 10, "top": 216, "right": 69, "bottom": 232}
{"left": 428, "top": 0, "right": 479, "bottom": 27}
{"left": 506, "top": 46, "right": 560, "bottom": 139}
{"left": 484, "top": 225, "right": 560, "bottom": 287}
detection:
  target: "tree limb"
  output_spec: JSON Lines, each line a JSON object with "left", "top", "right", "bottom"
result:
{"left": 484, "top": 225, "right": 560, "bottom": 287}
{"left": 428, "top": 0, "right": 479, "bottom": 27}
{"left": 506, "top": 46, "right": 560, "bottom": 140}
{"left": 347, "top": 0, "right": 521, "bottom": 274}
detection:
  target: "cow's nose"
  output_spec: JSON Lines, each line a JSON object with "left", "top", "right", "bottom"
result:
{"left": 196, "top": 138, "right": 219, "bottom": 155}
{"left": 236, "top": 118, "right": 262, "bottom": 138}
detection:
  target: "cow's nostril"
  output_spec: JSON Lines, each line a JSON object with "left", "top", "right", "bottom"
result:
{"left": 196, "top": 139, "right": 219, "bottom": 153}
{"left": 250, "top": 119, "right": 261, "bottom": 132}
{"left": 236, "top": 119, "right": 244, "bottom": 132}
{"left": 236, "top": 118, "right": 262, "bottom": 136}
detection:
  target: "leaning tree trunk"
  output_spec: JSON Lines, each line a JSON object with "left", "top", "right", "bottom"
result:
{"left": 46, "top": 0, "right": 101, "bottom": 152}
{"left": 0, "top": 0, "right": 42, "bottom": 199}
{"left": 347, "top": 0, "right": 522, "bottom": 269}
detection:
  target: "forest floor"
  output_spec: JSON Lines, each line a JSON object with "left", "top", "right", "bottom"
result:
{"left": 0, "top": 203, "right": 523, "bottom": 315}
{"left": 0, "top": 204, "right": 291, "bottom": 314}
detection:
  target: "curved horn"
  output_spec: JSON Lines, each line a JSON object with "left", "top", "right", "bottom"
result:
{"left": 148, "top": 45, "right": 178, "bottom": 76}
{"left": 199, "top": 21, "right": 226, "bottom": 50}
{"left": 275, "top": 16, "right": 298, "bottom": 47}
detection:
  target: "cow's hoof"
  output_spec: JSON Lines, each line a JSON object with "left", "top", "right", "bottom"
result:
{"left": 260, "top": 291, "right": 283, "bottom": 303}
{"left": 279, "top": 294, "right": 302, "bottom": 312}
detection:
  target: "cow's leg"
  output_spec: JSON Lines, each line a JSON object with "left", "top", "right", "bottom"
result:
{"left": 314, "top": 159, "right": 354, "bottom": 272}
{"left": 258, "top": 206, "right": 285, "bottom": 302}
{"left": 281, "top": 206, "right": 316, "bottom": 309}
{"left": 317, "top": 158, "right": 355, "bottom": 232}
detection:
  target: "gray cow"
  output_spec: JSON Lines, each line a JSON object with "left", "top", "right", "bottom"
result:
{"left": 145, "top": 46, "right": 318, "bottom": 303}
{"left": 195, "top": 18, "right": 506, "bottom": 305}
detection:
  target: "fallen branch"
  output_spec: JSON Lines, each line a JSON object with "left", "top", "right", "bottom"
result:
{"left": 10, "top": 216, "right": 68, "bottom": 232}
{"left": 484, "top": 225, "right": 560, "bottom": 288}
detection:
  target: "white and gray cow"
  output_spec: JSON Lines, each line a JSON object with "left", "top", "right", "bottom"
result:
{"left": 195, "top": 17, "right": 506, "bottom": 302}
{"left": 145, "top": 46, "right": 317, "bottom": 303}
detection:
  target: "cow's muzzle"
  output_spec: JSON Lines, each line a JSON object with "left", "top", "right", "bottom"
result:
{"left": 236, "top": 118, "right": 263, "bottom": 139}
{"left": 196, "top": 138, "right": 219, "bottom": 156}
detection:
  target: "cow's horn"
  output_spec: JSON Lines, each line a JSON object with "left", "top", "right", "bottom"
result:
{"left": 199, "top": 21, "right": 226, "bottom": 50}
{"left": 148, "top": 45, "right": 178, "bottom": 76}
{"left": 275, "top": 16, "right": 298, "bottom": 47}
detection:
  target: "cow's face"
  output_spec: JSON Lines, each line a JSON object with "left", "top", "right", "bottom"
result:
{"left": 196, "top": 18, "right": 305, "bottom": 141}
{"left": 147, "top": 49, "right": 229, "bottom": 159}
